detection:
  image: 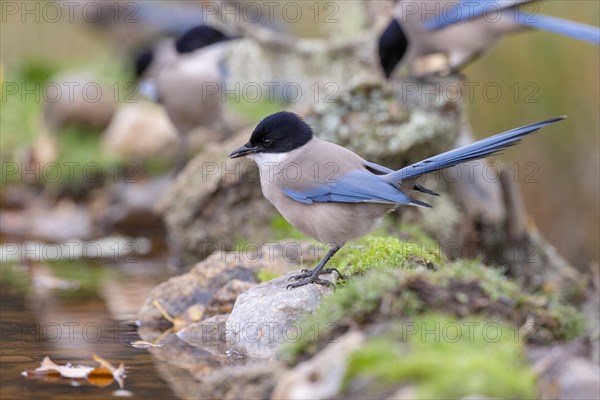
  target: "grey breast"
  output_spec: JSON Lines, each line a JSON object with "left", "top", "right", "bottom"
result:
{"left": 264, "top": 139, "right": 397, "bottom": 246}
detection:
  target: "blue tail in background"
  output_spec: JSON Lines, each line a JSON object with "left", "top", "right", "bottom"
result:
{"left": 423, "top": 0, "right": 600, "bottom": 45}
{"left": 518, "top": 14, "right": 600, "bottom": 44}
{"left": 385, "top": 116, "right": 567, "bottom": 183}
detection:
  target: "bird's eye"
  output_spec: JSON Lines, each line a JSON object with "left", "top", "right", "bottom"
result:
{"left": 263, "top": 139, "right": 273, "bottom": 147}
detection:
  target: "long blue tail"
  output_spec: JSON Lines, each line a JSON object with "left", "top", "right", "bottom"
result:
{"left": 518, "top": 14, "right": 600, "bottom": 44}
{"left": 384, "top": 116, "right": 566, "bottom": 183}
{"left": 423, "top": 0, "right": 600, "bottom": 45}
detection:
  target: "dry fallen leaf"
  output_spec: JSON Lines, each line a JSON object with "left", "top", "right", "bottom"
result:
{"left": 35, "top": 356, "right": 94, "bottom": 379}
{"left": 87, "top": 367, "right": 114, "bottom": 387}
{"left": 26, "top": 355, "right": 126, "bottom": 389}
{"left": 92, "top": 354, "right": 126, "bottom": 389}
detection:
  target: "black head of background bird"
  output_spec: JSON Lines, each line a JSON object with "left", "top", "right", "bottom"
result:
{"left": 133, "top": 47, "right": 155, "bottom": 80}
{"left": 175, "top": 25, "right": 235, "bottom": 54}
{"left": 378, "top": 19, "right": 409, "bottom": 79}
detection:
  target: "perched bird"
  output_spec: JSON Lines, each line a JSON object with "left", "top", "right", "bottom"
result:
{"left": 379, "top": 0, "right": 600, "bottom": 78}
{"left": 229, "top": 111, "right": 565, "bottom": 288}
{"left": 135, "top": 25, "right": 238, "bottom": 172}
{"left": 134, "top": 38, "right": 178, "bottom": 88}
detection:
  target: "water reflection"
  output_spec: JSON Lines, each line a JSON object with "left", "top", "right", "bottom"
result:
{"left": 0, "top": 257, "right": 218, "bottom": 399}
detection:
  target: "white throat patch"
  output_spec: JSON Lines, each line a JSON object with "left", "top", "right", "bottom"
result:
{"left": 249, "top": 152, "right": 290, "bottom": 167}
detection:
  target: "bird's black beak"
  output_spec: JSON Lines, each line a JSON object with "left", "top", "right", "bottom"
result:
{"left": 229, "top": 143, "right": 258, "bottom": 159}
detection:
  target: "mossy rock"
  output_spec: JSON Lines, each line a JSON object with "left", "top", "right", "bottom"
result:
{"left": 267, "top": 218, "right": 442, "bottom": 276}
{"left": 343, "top": 314, "right": 537, "bottom": 399}
{"left": 281, "top": 239, "right": 583, "bottom": 363}
{"left": 333, "top": 227, "right": 442, "bottom": 277}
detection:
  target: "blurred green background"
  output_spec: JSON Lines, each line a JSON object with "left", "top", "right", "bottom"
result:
{"left": 464, "top": 0, "right": 599, "bottom": 268}
{"left": 1, "top": 0, "right": 598, "bottom": 267}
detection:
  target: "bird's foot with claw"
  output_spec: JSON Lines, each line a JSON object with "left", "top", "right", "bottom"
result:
{"left": 287, "top": 275, "right": 332, "bottom": 290}
{"left": 289, "top": 268, "right": 341, "bottom": 281}
{"left": 286, "top": 268, "right": 341, "bottom": 289}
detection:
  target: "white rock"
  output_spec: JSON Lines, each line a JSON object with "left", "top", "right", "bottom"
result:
{"left": 102, "top": 102, "right": 179, "bottom": 161}
{"left": 226, "top": 271, "right": 337, "bottom": 358}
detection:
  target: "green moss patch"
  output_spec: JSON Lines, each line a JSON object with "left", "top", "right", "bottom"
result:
{"left": 333, "top": 233, "right": 441, "bottom": 277}
{"left": 344, "top": 314, "right": 537, "bottom": 399}
{"left": 281, "top": 255, "right": 583, "bottom": 363}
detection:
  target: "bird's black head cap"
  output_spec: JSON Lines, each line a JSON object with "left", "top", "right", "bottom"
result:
{"left": 134, "top": 48, "right": 154, "bottom": 79}
{"left": 378, "top": 19, "right": 409, "bottom": 79}
{"left": 250, "top": 112, "right": 314, "bottom": 154}
{"left": 175, "top": 25, "right": 231, "bottom": 54}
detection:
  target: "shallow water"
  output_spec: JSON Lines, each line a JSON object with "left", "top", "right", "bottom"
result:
{"left": 0, "top": 258, "right": 209, "bottom": 399}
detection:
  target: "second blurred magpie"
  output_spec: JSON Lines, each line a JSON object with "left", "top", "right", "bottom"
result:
{"left": 136, "top": 25, "right": 238, "bottom": 172}
{"left": 379, "top": 0, "right": 600, "bottom": 78}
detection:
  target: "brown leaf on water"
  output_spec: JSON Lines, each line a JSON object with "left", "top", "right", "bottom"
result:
{"left": 45, "top": 370, "right": 62, "bottom": 382}
{"left": 34, "top": 356, "right": 94, "bottom": 379}
{"left": 25, "top": 355, "right": 126, "bottom": 389}
{"left": 91, "top": 354, "right": 116, "bottom": 372}
{"left": 88, "top": 367, "right": 114, "bottom": 387}
{"left": 92, "top": 354, "right": 126, "bottom": 389}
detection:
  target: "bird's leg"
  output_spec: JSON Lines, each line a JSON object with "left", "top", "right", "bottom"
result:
{"left": 287, "top": 246, "right": 340, "bottom": 289}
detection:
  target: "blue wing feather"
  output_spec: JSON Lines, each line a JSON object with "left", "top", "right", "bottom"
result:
{"left": 282, "top": 170, "right": 412, "bottom": 205}
{"left": 281, "top": 116, "right": 565, "bottom": 206}
{"left": 363, "top": 160, "right": 394, "bottom": 174}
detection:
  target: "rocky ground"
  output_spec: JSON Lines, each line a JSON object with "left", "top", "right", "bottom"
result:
{"left": 3, "top": 28, "right": 597, "bottom": 398}
{"left": 135, "top": 74, "right": 597, "bottom": 399}
{"left": 5, "top": 73, "right": 597, "bottom": 398}
{"left": 136, "top": 233, "right": 599, "bottom": 399}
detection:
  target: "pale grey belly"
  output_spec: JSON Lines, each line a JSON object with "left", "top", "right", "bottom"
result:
{"left": 266, "top": 188, "right": 396, "bottom": 247}
{"left": 162, "top": 91, "right": 223, "bottom": 135}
